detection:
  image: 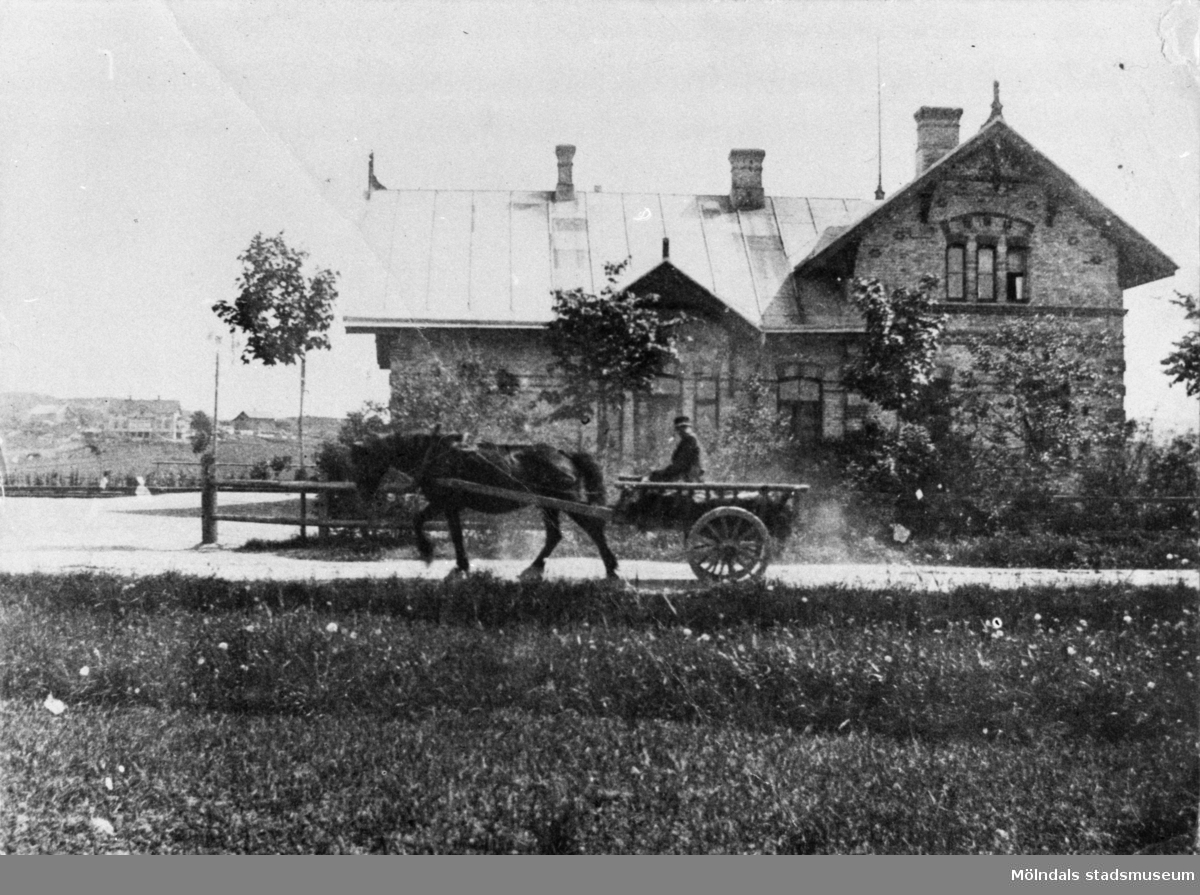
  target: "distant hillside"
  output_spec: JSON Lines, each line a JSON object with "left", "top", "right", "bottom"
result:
{"left": 0, "top": 392, "right": 61, "bottom": 416}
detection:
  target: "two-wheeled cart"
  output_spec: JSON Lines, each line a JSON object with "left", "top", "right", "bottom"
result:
{"left": 611, "top": 479, "right": 810, "bottom": 582}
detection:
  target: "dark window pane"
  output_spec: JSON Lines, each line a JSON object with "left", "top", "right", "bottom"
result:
{"left": 1007, "top": 273, "right": 1026, "bottom": 303}
{"left": 1006, "top": 249, "right": 1028, "bottom": 302}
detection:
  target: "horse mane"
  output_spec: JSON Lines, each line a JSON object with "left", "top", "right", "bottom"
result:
{"left": 566, "top": 451, "right": 607, "bottom": 506}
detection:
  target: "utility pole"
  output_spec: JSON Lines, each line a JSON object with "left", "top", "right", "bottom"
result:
{"left": 200, "top": 336, "right": 220, "bottom": 546}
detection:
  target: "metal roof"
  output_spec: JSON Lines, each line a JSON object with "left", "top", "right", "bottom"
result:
{"left": 346, "top": 189, "right": 877, "bottom": 332}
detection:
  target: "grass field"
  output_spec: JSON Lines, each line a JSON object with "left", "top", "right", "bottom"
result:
{"left": 0, "top": 573, "right": 1195, "bottom": 854}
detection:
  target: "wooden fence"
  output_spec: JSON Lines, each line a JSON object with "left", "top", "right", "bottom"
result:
{"left": 201, "top": 478, "right": 413, "bottom": 544}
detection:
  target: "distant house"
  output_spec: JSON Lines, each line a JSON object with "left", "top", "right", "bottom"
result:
{"left": 231, "top": 412, "right": 280, "bottom": 438}
{"left": 101, "top": 399, "right": 184, "bottom": 441}
{"left": 345, "top": 87, "right": 1175, "bottom": 463}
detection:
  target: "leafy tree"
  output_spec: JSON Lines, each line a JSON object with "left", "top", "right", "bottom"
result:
{"left": 189, "top": 410, "right": 212, "bottom": 454}
{"left": 336, "top": 401, "right": 393, "bottom": 447}
{"left": 1161, "top": 292, "right": 1200, "bottom": 396}
{"left": 844, "top": 275, "right": 947, "bottom": 420}
{"left": 545, "top": 259, "right": 686, "bottom": 455}
{"left": 387, "top": 351, "right": 564, "bottom": 443}
{"left": 212, "top": 232, "right": 338, "bottom": 472}
{"left": 708, "top": 374, "right": 796, "bottom": 481}
{"left": 952, "top": 315, "right": 1123, "bottom": 524}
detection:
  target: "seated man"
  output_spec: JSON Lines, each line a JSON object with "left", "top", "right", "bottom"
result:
{"left": 648, "top": 416, "right": 706, "bottom": 483}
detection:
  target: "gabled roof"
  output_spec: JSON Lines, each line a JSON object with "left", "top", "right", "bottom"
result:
{"left": 798, "top": 114, "right": 1177, "bottom": 290}
{"left": 105, "top": 399, "right": 182, "bottom": 415}
{"left": 344, "top": 188, "right": 877, "bottom": 333}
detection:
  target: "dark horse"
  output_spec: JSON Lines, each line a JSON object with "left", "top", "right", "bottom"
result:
{"left": 350, "top": 432, "right": 621, "bottom": 580}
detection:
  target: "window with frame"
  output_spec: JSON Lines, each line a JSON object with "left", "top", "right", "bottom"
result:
{"left": 946, "top": 244, "right": 966, "bottom": 301}
{"left": 976, "top": 244, "right": 996, "bottom": 302}
{"left": 777, "top": 365, "right": 823, "bottom": 447}
{"left": 1005, "top": 247, "right": 1028, "bottom": 303}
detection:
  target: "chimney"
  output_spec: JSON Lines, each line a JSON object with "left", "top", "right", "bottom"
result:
{"left": 729, "top": 149, "right": 765, "bottom": 210}
{"left": 914, "top": 107, "right": 963, "bottom": 177}
{"left": 555, "top": 144, "right": 576, "bottom": 202}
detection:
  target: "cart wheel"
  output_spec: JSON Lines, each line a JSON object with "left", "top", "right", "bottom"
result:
{"left": 685, "top": 506, "right": 772, "bottom": 582}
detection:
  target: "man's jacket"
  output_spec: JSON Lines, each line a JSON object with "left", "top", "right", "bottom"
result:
{"left": 649, "top": 431, "right": 705, "bottom": 482}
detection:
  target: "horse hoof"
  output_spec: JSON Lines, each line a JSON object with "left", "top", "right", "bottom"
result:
{"left": 519, "top": 565, "right": 544, "bottom": 582}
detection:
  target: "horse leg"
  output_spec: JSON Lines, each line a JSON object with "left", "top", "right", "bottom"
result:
{"left": 569, "top": 512, "right": 622, "bottom": 580}
{"left": 413, "top": 502, "right": 441, "bottom": 564}
{"left": 445, "top": 506, "right": 471, "bottom": 577}
{"left": 520, "top": 508, "right": 562, "bottom": 581}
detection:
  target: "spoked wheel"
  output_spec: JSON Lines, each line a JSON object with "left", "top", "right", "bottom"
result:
{"left": 685, "top": 506, "right": 772, "bottom": 582}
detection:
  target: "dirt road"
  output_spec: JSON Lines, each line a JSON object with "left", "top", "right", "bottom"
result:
{"left": 0, "top": 492, "right": 1195, "bottom": 591}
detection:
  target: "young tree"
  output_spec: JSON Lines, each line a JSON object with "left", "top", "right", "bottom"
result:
{"left": 708, "top": 374, "right": 796, "bottom": 481}
{"left": 545, "top": 259, "right": 685, "bottom": 455}
{"left": 212, "top": 232, "right": 338, "bottom": 474}
{"left": 843, "top": 275, "right": 947, "bottom": 420}
{"left": 189, "top": 410, "right": 212, "bottom": 454}
{"left": 1161, "top": 292, "right": 1200, "bottom": 396}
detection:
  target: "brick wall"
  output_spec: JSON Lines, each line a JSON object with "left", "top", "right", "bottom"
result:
{"left": 847, "top": 171, "right": 1127, "bottom": 422}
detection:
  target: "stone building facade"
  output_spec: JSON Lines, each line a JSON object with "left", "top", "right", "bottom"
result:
{"left": 345, "top": 88, "right": 1174, "bottom": 465}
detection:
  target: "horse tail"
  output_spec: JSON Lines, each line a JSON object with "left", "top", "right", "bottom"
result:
{"left": 569, "top": 451, "right": 607, "bottom": 507}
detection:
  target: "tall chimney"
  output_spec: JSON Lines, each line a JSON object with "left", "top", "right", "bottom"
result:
{"left": 914, "top": 107, "right": 962, "bottom": 177}
{"left": 729, "top": 149, "right": 766, "bottom": 210}
{"left": 555, "top": 144, "right": 576, "bottom": 202}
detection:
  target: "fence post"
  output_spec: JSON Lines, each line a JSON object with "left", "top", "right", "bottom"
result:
{"left": 201, "top": 453, "right": 217, "bottom": 545}
{"left": 299, "top": 485, "right": 308, "bottom": 544}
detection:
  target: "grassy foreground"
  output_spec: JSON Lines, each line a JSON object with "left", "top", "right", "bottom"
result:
{"left": 0, "top": 573, "right": 1195, "bottom": 854}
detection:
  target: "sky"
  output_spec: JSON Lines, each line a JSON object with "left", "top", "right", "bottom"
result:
{"left": 1, "top": 0, "right": 1197, "bottom": 434}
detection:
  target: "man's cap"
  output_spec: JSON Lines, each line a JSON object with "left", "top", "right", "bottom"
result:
{"left": 673, "top": 415, "right": 692, "bottom": 427}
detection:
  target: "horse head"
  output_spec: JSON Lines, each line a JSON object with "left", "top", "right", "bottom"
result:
{"left": 349, "top": 431, "right": 463, "bottom": 500}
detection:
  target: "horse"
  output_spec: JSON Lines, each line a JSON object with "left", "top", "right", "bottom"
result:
{"left": 349, "top": 432, "right": 621, "bottom": 580}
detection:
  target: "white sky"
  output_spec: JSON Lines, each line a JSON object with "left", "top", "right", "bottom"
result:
{"left": 1, "top": 0, "right": 1197, "bottom": 433}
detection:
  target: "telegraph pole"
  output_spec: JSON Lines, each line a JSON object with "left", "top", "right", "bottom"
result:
{"left": 200, "top": 336, "right": 220, "bottom": 546}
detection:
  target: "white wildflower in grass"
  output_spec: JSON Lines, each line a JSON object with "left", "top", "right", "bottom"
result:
{"left": 350, "top": 631, "right": 357, "bottom": 640}
{"left": 43, "top": 694, "right": 65, "bottom": 715}
{"left": 1124, "top": 615, "right": 1133, "bottom": 624}
{"left": 681, "top": 628, "right": 692, "bottom": 637}
{"left": 1033, "top": 613, "right": 1042, "bottom": 622}
{"left": 699, "top": 633, "right": 711, "bottom": 642}
{"left": 884, "top": 655, "right": 893, "bottom": 663}
{"left": 1066, "top": 645, "right": 1077, "bottom": 656}
{"left": 1146, "top": 681, "right": 1156, "bottom": 690}
{"left": 117, "top": 765, "right": 125, "bottom": 774}
{"left": 217, "top": 642, "right": 228, "bottom": 651}
{"left": 197, "top": 657, "right": 205, "bottom": 666}
{"left": 105, "top": 776, "right": 113, "bottom": 791}
{"left": 1166, "top": 553, "right": 1176, "bottom": 560}
{"left": 90, "top": 817, "right": 115, "bottom": 837}
{"left": 325, "top": 622, "right": 339, "bottom": 634}
{"left": 79, "top": 666, "right": 90, "bottom": 677}
{"left": 373, "top": 628, "right": 383, "bottom": 637}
